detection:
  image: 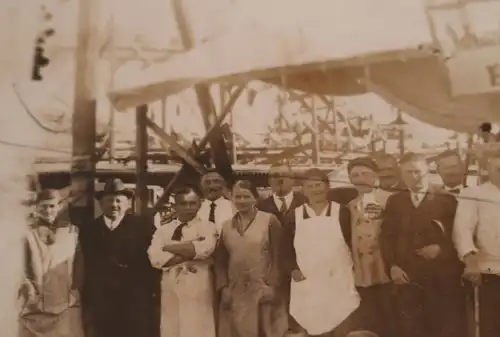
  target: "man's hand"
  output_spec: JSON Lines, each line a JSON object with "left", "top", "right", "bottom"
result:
{"left": 291, "top": 269, "right": 306, "bottom": 282}
{"left": 416, "top": 244, "right": 441, "bottom": 260}
{"left": 220, "top": 287, "right": 232, "bottom": 309}
{"left": 390, "top": 265, "right": 409, "bottom": 284}
{"left": 163, "top": 255, "right": 187, "bottom": 268}
{"left": 463, "top": 252, "right": 482, "bottom": 286}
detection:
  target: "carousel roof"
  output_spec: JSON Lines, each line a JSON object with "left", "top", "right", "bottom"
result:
{"left": 108, "top": 0, "right": 500, "bottom": 133}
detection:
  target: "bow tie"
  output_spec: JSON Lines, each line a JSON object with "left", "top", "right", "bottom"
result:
{"left": 448, "top": 188, "right": 460, "bottom": 194}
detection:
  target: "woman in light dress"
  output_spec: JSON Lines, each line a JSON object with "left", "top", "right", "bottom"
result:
{"left": 215, "top": 180, "right": 288, "bottom": 337}
{"left": 285, "top": 169, "right": 361, "bottom": 337}
{"left": 19, "top": 189, "right": 84, "bottom": 337}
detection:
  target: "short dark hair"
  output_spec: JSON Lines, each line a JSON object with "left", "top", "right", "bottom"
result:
{"left": 300, "top": 168, "right": 329, "bottom": 185}
{"left": 480, "top": 122, "right": 492, "bottom": 133}
{"left": 232, "top": 180, "right": 259, "bottom": 198}
{"left": 435, "top": 150, "right": 461, "bottom": 165}
{"left": 202, "top": 168, "right": 224, "bottom": 178}
{"left": 173, "top": 186, "right": 201, "bottom": 202}
{"left": 399, "top": 152, "right": 428, "bottom": 165}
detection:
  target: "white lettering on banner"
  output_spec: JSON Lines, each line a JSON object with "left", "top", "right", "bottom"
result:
{"left": 426, "top": 0, "right": 500, "bottom": 95}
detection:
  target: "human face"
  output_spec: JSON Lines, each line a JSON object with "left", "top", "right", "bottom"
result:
{"left": 37, "top": 198, "right": 61, "bottom": 223}
{"left": 400, "top": 160, "right": 429, "bottom": 192}
{"left": 487, "top": 157, "right": 500, "bottom": 187}
{"left": 268, "top": 165, "right": 294, "bottom": 196}
{"left": 436, "top": 155, "right": 464, "bottom": 188}
{"left": 302, "top": 178, "right": 329, "bottom": 204}
{"left": 349, "top": 166, "right": 378, "bottom": 194}
{"left": 201, "top": 172, "right": 225, "bottom": 201}
{"left": 174, "top": 191, "right": 201, "bottom": 222}
{"left": 100, "top": 194, "right": 130, "bottom": 220}
{"left": 375, "top": 157, "right": 400, "bottom": 189}
{"left": 232, "top": 185, "right": 257, "bottom": 213}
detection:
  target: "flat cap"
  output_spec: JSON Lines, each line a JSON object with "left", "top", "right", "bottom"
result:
{"left": 347, "top": 157, "right": 379, "bottom": 174}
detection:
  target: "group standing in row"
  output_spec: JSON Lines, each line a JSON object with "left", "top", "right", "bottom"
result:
{"left": 18, "top": 149, "right": 500, "bottom": 337}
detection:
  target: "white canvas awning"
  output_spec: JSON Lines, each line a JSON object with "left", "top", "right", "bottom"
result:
{"left": 108, "top": 0, "right": 500, "bottom": 132}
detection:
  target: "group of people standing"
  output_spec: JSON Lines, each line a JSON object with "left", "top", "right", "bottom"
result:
{"left": 18, "top": 148, "right": 500, "bottom": 337}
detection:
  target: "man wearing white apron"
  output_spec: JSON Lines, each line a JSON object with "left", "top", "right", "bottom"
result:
{"left": 148, "top": 187, "right": 218, "bottom": 337}
{"left": 287, "top": 169, "right": 360, "bottom": 337}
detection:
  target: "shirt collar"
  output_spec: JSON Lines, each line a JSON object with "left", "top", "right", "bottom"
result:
{"left": 103, "top": 214, "right": 125, "bottom": 226}
{"left": 444, "top": 184, "right": 463, "bottom": 191}
{"left": 206, "top": 196, "right": 225, "bottom": 205}
{"left": 273, "top": 191, "right": 293, "bottom": 205}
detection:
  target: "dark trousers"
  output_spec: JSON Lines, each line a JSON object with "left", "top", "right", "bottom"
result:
{"left": 472, "top": 274, "right": 500, "bottom": 337}
{"left": 357, "top": 284, "right": 396, "bottom": 337}
{"left": 393, "top": 278, "right": 466, "bottom": 337}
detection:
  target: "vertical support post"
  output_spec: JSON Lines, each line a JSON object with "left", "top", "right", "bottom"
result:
{"left": 332, "top": 101, "right": 340, "bottom": 152}
{"left": 398, "top": 110, "right": 405, "bottom": 157}
{"left": 0, "top": 0, "right": 40, "bottom": 334}
{"left": 161, "top": 98, "right": 168, "bottom": 131}
{"left": 135, "top": 104, "right": 149, "bottom": 216}
{"left": 107, "top": 15, "right": 116, "bottom": 164}
{"left": 70, "top": 0, "right": 100, "bottom": 225}
{"left": 311, "top": 95, "right": 320, "bottom": 164}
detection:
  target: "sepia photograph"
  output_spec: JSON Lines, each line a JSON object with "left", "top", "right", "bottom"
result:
{"left": 1, "top": 0, "right": 500, "bottom": 337}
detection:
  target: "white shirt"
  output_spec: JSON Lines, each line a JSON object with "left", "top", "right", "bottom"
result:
{"left": 198, "top": 197, "right": 234, "bottom": 234}
{"left": 103, "top": 215, "right": 125, "bottom": 230}
{"left": 453, "top": 182, "right": 500, "bottom": 274}
{"left": 409, "top": 187, "right": 428, "bottom": 207}
{"left": 272, "top": 191, "right": 294, "bottom": 211}
{"left": 147, "top": 217, "right": 217, "bottom": 337}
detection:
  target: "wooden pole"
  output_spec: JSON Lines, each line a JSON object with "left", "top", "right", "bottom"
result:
{"left": 161, "top": 98, "right": 168, "bottom": 131}
{"left": 0, "top": 0, "right": 40, "bottom": 334}
{"left": 70, "top": 0, "right": 101, "bottom": 225}
{"left": 311, "top": 95, "right": 320, "bottom": 164}
{"left": 135, "top": 104, "right": 149, "bottom": 215}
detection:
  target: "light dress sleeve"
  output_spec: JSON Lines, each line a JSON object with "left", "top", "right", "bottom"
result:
{"left": 453, "top": 187, "right": 480, "bottom": 260}
{"left": 193, "top": 220, "right": 218, "bottom": 260}
{"left": 148, "top": 225, "right": 175, "bottom": 270}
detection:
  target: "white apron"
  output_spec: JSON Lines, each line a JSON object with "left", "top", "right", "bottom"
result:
{"left": 290, "top": 202, "right": 360, "bottom": 336}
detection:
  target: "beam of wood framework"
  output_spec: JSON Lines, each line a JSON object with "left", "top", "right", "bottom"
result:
{"left": 135, "top": 104, "right": 149, "bottom": 215}
{"left": 310, "top": 96, "right": 320, "bottom": 164}
{"left": 70, "top": 0, "right": 100, "bottom": 225}
{"left": 146, "top": 118, "right": 206, "bottom": 174}
{"left": 172, "top": 0, "right": 231, "bottom": 172}
{"left": 151, "top": 86, "right": 244, "bottom": 213}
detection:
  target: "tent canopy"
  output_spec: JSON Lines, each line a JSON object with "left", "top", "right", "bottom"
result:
{"left": 108, "top": 0, "right": 500, "bottom": 133}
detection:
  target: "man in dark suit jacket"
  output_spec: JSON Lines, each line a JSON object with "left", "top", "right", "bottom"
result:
{"left": 257, "top": 163, "right": 306, "bottom": 307}
{"left": 79, "top": 178, "right": 156, "bottom": 337}
{"left": 380, "top": 153, "right": 465, "bottom": 337}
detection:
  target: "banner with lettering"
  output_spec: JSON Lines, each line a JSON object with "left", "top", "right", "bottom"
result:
{"left": 426, "top": 0, "right": 500, "bottom": 96}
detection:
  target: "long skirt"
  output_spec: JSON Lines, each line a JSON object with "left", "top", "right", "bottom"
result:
{"left": 19, "top": 307, "right": 84, "bottom": 337}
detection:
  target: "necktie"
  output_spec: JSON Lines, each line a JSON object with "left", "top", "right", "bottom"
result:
{"left": 209, "top": 202, "right": 216, "bottom": 223}
{"left": 279, "top": 197, "right": 287, "bottom": 214}
{"left": 412, "top": 193, "right": 420, "bottom": 207}
{"left": 171, "top": 222, "right": 188, "bottom": 241}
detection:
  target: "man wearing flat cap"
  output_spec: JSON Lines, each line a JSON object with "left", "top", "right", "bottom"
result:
{"left": 79, "top": 178, "right": 156, "bottom": 337}
{"left": 337, "top": 157, "right": 396, "bottom": 337}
